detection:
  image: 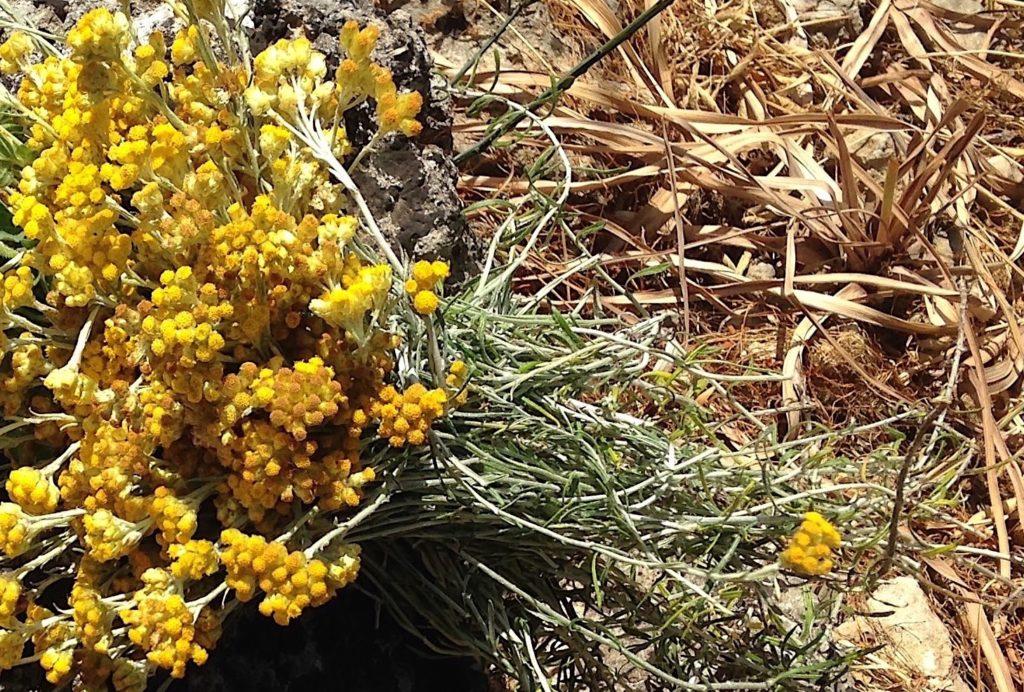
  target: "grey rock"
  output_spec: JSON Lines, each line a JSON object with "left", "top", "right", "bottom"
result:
{"left": 783, "top": 0, "right": 864, "bottom": 41}
{"left": 852, "top": 132, "right": 896, "bottom": 171}
{"left": 746, "top": 261, "right": 777, "bottom": 281}
{"left": 929, "top": 0, "right": 988, "bottom": 52}
{"left": 834, "top": 577, "right": 969, "bottom": 691}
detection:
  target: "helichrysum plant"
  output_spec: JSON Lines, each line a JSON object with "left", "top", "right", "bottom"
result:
{"left": 0, "top": 3, "right": 462, "bottom": 685}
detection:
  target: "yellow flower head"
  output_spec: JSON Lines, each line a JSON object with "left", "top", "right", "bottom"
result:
{"left": 83, "top": 509, "right": 144, "bottom": 562}
{"left": 0, "top": 503, "right": 35, "bottom": 556}
{"left": 780, "top": 512, "right": 842, "bottom": 576}
{"left": 66, "top": 8, "right": 130, "bottom": 64}
{"left": 412, "top": 290, "right": 439, "bottom": 315}
{"left": 0, "top": 31, "right": 34, "bottom": 74}
{"left": 6, "top": 467, "right": 59, "bottom": 515}
{"left": 170, "top": 25, "right": 200, "bottom": 65}
{"left": 119, "top": 568, "right": 208, "bottom": 677}
{"left": 169, "top": 540, "right": 221, "bottom": 581}
{"left": 339, "top": 21, "right": 380, "bottom": 63}
{"left": 0, "top": 574, "right": 20, "bottom": 626}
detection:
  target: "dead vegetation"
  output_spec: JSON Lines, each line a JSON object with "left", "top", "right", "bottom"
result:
{"left": 431, "top": 0, "right": 1024, "bottom": 687}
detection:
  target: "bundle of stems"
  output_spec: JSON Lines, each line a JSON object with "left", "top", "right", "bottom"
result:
{"left": 328, "top": 278, "right": 969, "bottom": 688}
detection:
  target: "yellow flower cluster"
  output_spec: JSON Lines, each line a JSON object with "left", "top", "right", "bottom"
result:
{"left": 0, "top": 503, "right": 34, "bottom": 556}
{"left": 119, "top": 568, "right": 208, "bottom": 678}
{"left": 5, "top": 467, "right": 59, "bottom": 515}
{"left": 70, "top": 567, "right": 116, "bottom": 655}
{"left": 149, "top": 487, "right": 199, "bottom": 548}
{"left": 405, "top": 260, "right": 450, "bottom": 315}
{"left": 83, "top": 509, "right": 144, "bottom": 562}
{"left": 780, "top": 512, "right": 842, "bottom": 576}
{"left": 0, "top": 574, "right": 19, "bottom": 625}
{"left": 374, "top": 382, "right": 449, "bottom": 447}
{"left": 169, "top": 540, "right": 220, "bottom": 581}
{"left": 1, "top": 266, "right": 34, "bottom": 311}
{"left": 66, "top": 5, "right": 130, "bottom": 63}
{"left": 0, "top": 31, "right": 33, "bottom": 75}
{"left": 0, "top": 628, "right": 26, "bottom": 669}
{"left": 252, "top": 357, "right": 345, "bottom": 441}
{"left": 0, "top": 6, "right": 461, "bottom": 687}
{"left": 220, "top": 529, "right": 358, "bottom": 625}
{"left": 40, "top": 647, "right": 74, "bottom": 684}
{"left": 310, "top": 260, "right": 393, "bottom": 334}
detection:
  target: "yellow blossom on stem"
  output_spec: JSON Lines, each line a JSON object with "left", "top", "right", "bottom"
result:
{"left": 780, "top": 512, "right": 842, "bottom": 576}
{"left": 6, "top": 466, "right": 59, "bottom": 515}
{"left": 66, "top": 8, "right": 130, "bottom": 64}
{"left": 0, "top": 31, "right": 34, "bottom": 74}
{"left": 119, "top": 568, "right": 208, "bottom": 677}
{"left": 219, "top": 529, "right": 360, "bottom": 625}
{"left": 148, "top": 487, "right": 199, "bottom": 548}
{"left": 0, "top": 575, "right": 20, "bottom": 626}
{"left": 372, "top": 382, "right": 447, "bottom": 447}
{"left": 0, "top": 628, "right": 27, "bottom": 670}
{"left": 0, "top": 502, "right": 35, "bottom": 556}
{"left": 310, "top": 262, "right": 392, "bottom": 335}
{"left": 170, "top": 25, "right": 200, "bottom": 65}
{"left": 83, "top": 509, "right": 144, "bottom": 562}
{"left": 405, "top": 260, "right": 449, "bottom": 315}
{"left": 169, "top": 539, "right": 220, "bottom": 580}
{"left": 71, "top": 573, "right": 116, "bottom": 654}
{"left": 39, "top": 647, "right": 74, "bottom": 684}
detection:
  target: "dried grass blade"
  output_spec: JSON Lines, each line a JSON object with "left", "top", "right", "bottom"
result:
{"left": 964, "top": 319, "right": 1012, "bottom": 581}
{"left": 843, "top": 0, "right": 892, "bottom": 77}
{"left": 877, "top": 158, "right": 900, "bottom": 247}
{"left": 963, "top": 601, "right": 1018, "bottom": 692}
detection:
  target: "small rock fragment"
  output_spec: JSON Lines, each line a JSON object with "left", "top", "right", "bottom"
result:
{"left": 835, "top": 577, "right": 969, "bottom": 691}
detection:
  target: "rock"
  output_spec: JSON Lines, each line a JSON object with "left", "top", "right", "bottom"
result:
{"left": 389, "top": 0, "right": 579, "bottom": 76}
{"left": 7, "top": 0, "right": 177, "bottom": 37}
{"left": 835, "top": 577, "right": 969, "bottom": 691}
{"left": 352, "top": 140, "right": 476, "bottom": 269}
{"left": 5, "top": 0, "right": 60, "bottom": 32}
{"left": 985, "top": 153, "right": 1024, "bottom": 204}
{"left": 851, "top": 132, "right": 896, "bottom": 171}
{"left": 780, "top": 0, "right": 864, "bottom": 42}
{"left": 929, "top": 0, "right": 988, "bottom": 53}
{"left": 746, "top": 260, "right": 777, "bottom": 281}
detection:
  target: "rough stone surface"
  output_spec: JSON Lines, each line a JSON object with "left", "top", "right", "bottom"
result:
{"left": 852, "top": 132, "right": 896, "bottom": 171}
{"left": 835, "top": 577, "right": 969, "bottom": 691}
{"left": 388, "top": 0, "right": 578, "bottom": 75}
{"left": 986, "top": 153, "right": 1024, "bottom": 205}
{"left": 929, "top": 0, "right": 988, "bottom": 52}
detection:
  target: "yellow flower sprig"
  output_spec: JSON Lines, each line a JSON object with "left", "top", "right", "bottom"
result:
{"left": 780, "top": 512, "right": 842, "bottom": 576}
{"left": 405, "top": 259, "right": 450, "bottom": 315}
